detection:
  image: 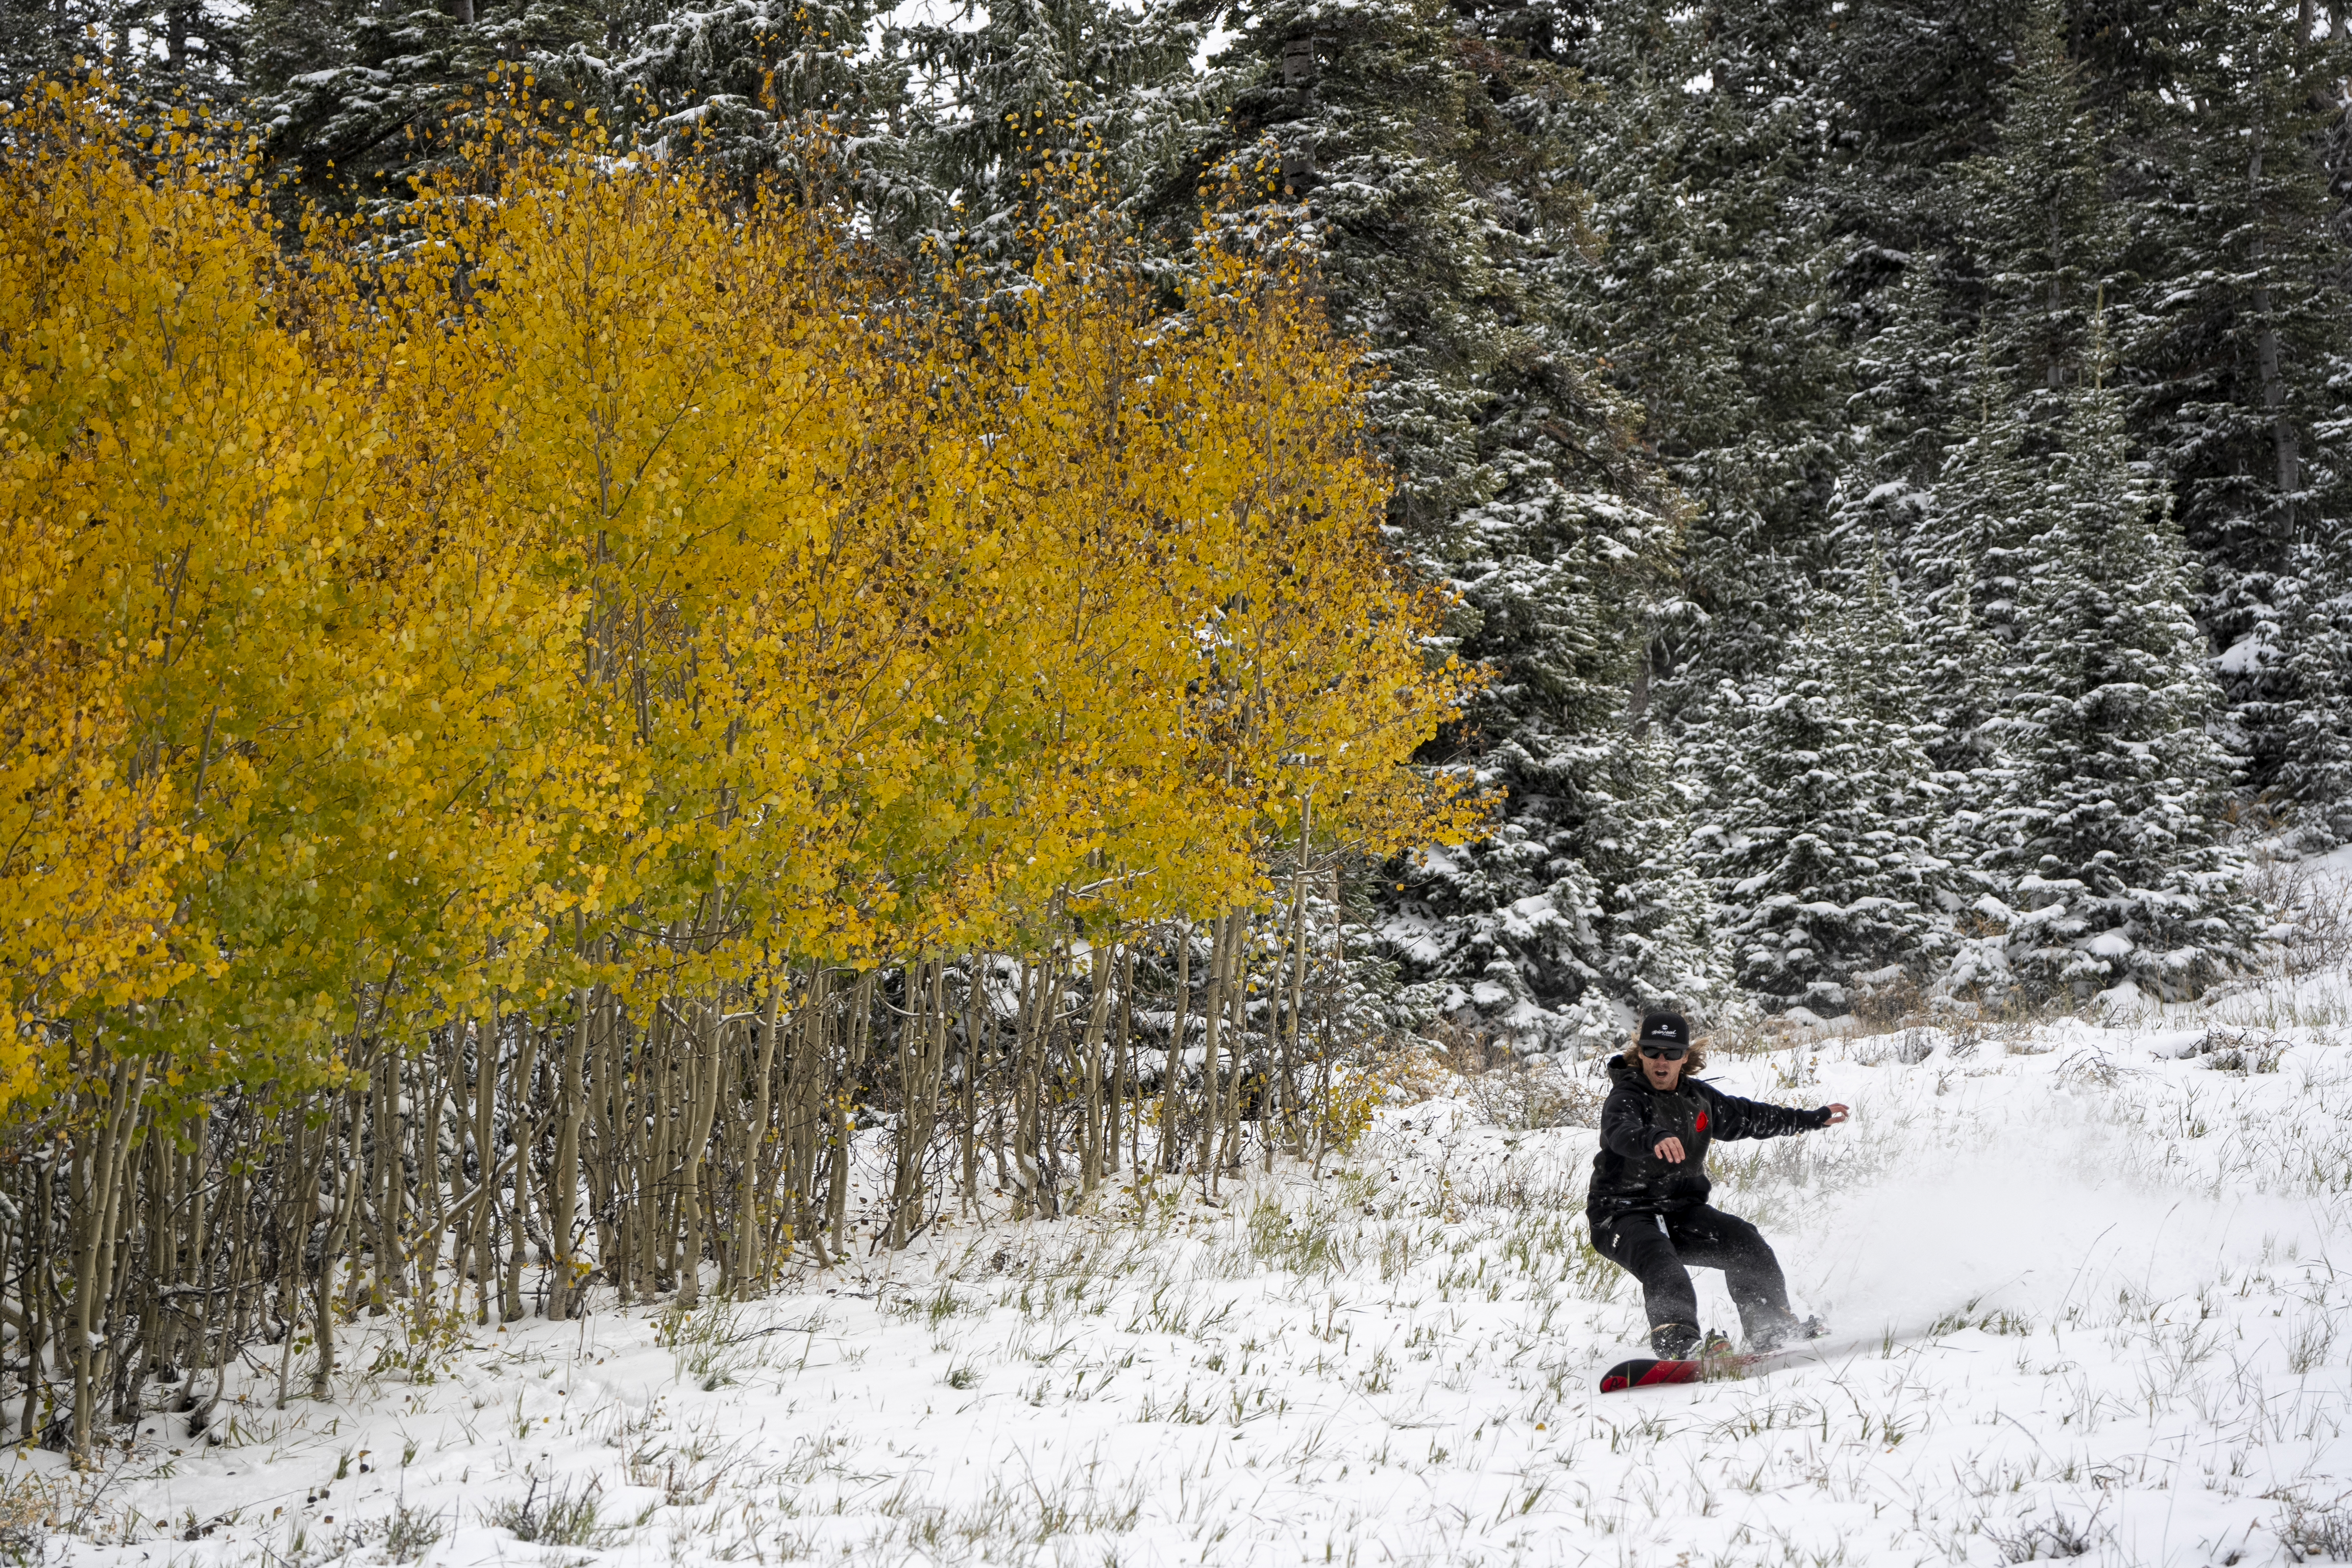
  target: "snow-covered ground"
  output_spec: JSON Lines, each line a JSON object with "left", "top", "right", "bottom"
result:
{"left": 14, "top": 980, "right": 2352, "bottom": 1566}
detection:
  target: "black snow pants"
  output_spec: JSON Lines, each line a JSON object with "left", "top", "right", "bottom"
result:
{"left": 1588, "top": 1204, "right": 1796, "bottom": 1338}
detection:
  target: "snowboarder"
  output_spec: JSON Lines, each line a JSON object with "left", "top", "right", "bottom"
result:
{"left": 1588, "top": 1011, "right": 1848, "bottom": 1361}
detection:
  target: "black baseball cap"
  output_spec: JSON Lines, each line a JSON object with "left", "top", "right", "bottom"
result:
{"left": 1637, "top": 1012, "right": 1690, "bottom": 1049}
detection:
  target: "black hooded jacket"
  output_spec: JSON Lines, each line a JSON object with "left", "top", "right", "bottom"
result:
{"left": 1586, "top": 1055, "right": 1833, "bottom": 1220}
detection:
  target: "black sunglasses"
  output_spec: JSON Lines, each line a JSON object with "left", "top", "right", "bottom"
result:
{"left": 1638, "top": 1043, "right": 1688, "bottom": 1061}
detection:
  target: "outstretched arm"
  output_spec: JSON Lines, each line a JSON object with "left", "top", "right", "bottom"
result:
{"left": 1705, "top": 1085, "right": 1850, "bottom": 1140}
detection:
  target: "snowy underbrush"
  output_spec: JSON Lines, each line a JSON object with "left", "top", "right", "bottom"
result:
{"left": 10, "top": 987, "right": 2352, "bottom": 1567}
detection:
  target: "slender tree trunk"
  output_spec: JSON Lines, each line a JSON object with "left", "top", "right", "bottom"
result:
{"left": 1078, "top": 948, "right": 1114, "bottom": 1197}
{"left": 959, "top": 962, "right": 981, "bottom": 1214}
{"left": 2249, "top": 138, "right": 2302, "bottom": 529}
{"left": 548, "top": 986, "right": 591, "bottom": 1320}
{"left": 1199, "top": 918, "right": 1229, "bottom": 1200}
{"left": 1165, "top": 926, "right": 1191, "bottom": 1175}
{"left": 674, "top": 1002, "right": 727, "bottom": 1306}
{"left": 830, "top": 976, "right": 873, "bottom": 1249}
{"left": 1012, "top": 958, "right": 1041, "bottom": 1216}
{"left": 1223, "top": 915, "right": 1251, "bottom": 1178}
{"left": 374, "top": 1048, "right": 404, "bottom": 1308}
{"left": 312, "top": 1085, "right": 364, "bottom": 1398}
{"left": 1113, "top": 943, "right": 1134, "bottom": 1182}
{"left": 500, "top": 1022, "right": 537, "bottom": 1324}
{"left": 471, "top": 1002, "right": 498, "bottom": 1322}
{"left": 70, "top": 1051, "right": 142, "bottom": 1460}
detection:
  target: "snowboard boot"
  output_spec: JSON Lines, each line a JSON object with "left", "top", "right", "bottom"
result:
{"left": 1649, "top": 1321, "right": 1702, "bottom": 1360}
{"left": 1747, "top": 1314, "right": 1828, "bottom": 1354}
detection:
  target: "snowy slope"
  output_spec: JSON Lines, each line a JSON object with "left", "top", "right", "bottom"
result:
{"left": 10, "top": 989, "right": 2351, "bottom": 1566}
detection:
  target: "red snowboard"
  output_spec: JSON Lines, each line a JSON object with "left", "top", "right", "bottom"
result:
{"left": 1597, "top": 1353, "right": 1757, "bottom": 1392}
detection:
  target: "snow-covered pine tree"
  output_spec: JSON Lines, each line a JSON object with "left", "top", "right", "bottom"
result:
{"left": 259, "top": 0, "right": 906, "bottom": 216}
{"left": 2125, "top": 3, "right": 2352, "bottom": 815}
{"left": 1868, "top": 3, "right": 2129, "bottom": 894}
{"left": 258, "top": 0, "right": 609, "bottom": 216}
{"left": 1590, "top": 729, "right": 1734, "bottom": 1025}
{"left": 1843, "top": 251, "right": 1973, "bottom": 521}
{"left": 892, "top": 0, "right": 1221, "bottom": 276}
{"left": 1186, "top": 3, "right": 1683, "bottom": 1049}
{"left": 1953, "top": 0, "right": 2125, "bottom": 426}
{"left": 1538, "top": 0, "right": 1901, "bottom": 1022}
{"left": 1840, "top": 262, "right": 2001, "bottom": 835}
{"left": 1898, "top": 331, "right": 2043, "bottom": 790}
{"left": 619, "top": 0, "right": 909, "bottom": 198}
{"left": 1206, "top": 0, "right": 1507, "bottom": 538}
{"left": 1556, "top": 0, "right": 1849, "bottom": 699}
{"left": 1837, "top": 253, "right": 2033, "bottom": 913}
{"left": 3, "top": 0, "right": 241, "bottom": 108}
{"left": 1698, "top": 566, "right": 1951, "bottom": 1016}
{"left": 2267, "top": 543, "right": 2352, "bottom": 843}
{"left": 1985, "top": 317, "right": 2260, "bottom": 999}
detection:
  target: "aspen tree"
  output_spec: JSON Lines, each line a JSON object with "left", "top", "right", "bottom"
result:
{"left": 0, "top": 80, "right": 1480, "bottom": 1458}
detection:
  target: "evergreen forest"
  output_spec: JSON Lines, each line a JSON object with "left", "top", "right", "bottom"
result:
{"left": 5, "top": 0, "right": 2351, "bottom": 1460}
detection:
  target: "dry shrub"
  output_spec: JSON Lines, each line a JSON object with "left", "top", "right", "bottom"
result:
{"left": 1704, "top": 1015, "right": 1783, "bottom": 1058}
{"left": 2188, "top": 1027, "right": 2287, "bottom": 1074}
{"left": 1990, "top": 1512, "right": 2100, "bottom": 1561}
{"left": 0, "top": 1473, "right": 48, "bottom": 1563}
{"left": 1384, "top": 1039, "right": 1468, "bottom": 1105}
{"left": 2275, "top": 1492, "right": 2352, "bottom": 1562}
{"left": 1846, "top": 966, "right": 1927, "bottom": 1033}
{"left": 1475, "top": 1059, "right": 1604, "bottom": 1131}
{"left": 1853, "top": 1026, "right": 1947, "bottom": 1067}
{"left": 1390, "top": 1022, "right": 1603, "bottom": 1131}
{"left": 2245, "top": 850, "right": 2352, "bottom": 977}
{"left": 1315, "top": 1042, "right": 1413, "bottom": 1156}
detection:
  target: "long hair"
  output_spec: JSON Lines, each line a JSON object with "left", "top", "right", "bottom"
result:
{"left": 1630, "top": 1029, "right": 1707, "bottom": 1078}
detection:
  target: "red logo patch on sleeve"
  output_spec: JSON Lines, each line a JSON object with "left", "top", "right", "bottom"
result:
{"left": 1695, "top": 1110, "right": 1709, "bottom": 1134}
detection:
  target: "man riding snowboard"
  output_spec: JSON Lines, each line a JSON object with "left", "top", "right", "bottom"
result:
{"left": 1588, "top": 1011, "right": 1849, "bottom": 1361}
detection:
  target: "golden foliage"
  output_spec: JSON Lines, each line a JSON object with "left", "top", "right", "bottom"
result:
{"left": 0, "top": 76, "right": 1478, "bottom": 1086}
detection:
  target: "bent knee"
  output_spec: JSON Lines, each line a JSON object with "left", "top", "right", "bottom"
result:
{"left": 1702, "top": 1211, "right": 1773, "bottom": 1252}
{"left": 1591, "top": 1218, "right": 1673, "bottom": 1266}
